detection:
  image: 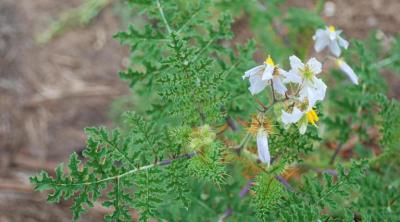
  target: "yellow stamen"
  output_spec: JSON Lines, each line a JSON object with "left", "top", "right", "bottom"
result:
{"left": 336, "top": 58, "right": 344, "bottom": 66}
{"left": 265, "top": 55, "right": 275, "bottom": 66}
{"left": 328, "top": 25, "right": 336, "bottom": 32}
{"left": 306, "top": 109, "right": 319, "bottom": 126}
{"left": 310, "top": 109, "right": 319, "bottom": 121}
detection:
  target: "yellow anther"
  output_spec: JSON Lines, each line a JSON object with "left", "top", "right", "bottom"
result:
{"left": 265, "top": 55, "right": 275, "bottom": 66}
{"left": 306, "top": 109, "right": 319, "bottom": 126}
{"left": 328, "top": 25, "right": 336, "bottom": 32}
{"left": 336, "top": 58, "right": 344, "bottom": 66}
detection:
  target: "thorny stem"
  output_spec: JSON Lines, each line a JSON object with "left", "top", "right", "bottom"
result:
{"left": 156, "top": 0, "right": 172, "bottom": 34}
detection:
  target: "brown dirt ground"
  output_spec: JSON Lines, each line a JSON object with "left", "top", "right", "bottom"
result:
{"left": 0, "top": 0, "right": 399, "bottom": 221}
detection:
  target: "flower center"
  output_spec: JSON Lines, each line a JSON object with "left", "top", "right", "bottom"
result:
{"left": 328, "top": 25, "right": 336, "bottom": 32}
{"left": 301, "top": 65, "right": 314, "bottom": 81}
{"left": 265, "top": 55, "right": 275, "bottom": 66}
{"left": 272, "top": 67, "right": 280, "bottom": 76}
{"left": 306, "top": 109, "right": 319, "bottom": 126}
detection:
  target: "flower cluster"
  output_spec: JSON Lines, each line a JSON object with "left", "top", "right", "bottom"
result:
{"left": 313, "top": 25, "right": 358, "bottom": 84}
{"left": 243, "top": 25, "right": 358, "bottom": 165}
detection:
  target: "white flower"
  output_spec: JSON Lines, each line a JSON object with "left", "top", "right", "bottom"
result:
{"left": 286, "top": 55, "right": 327, "bottom": 109}
{"left": 281, "top": 107, "right": 304, "bottom": 125}
{"left": 243, "top": 65, "right": 268, "bottom": 95}
{"left": 336, "top": 58, "right": 359, "bottom": 85}
{"left": 281, "top": 107, "right": 319, "bottom": 134}
{"left": 313, "top": 25, "right": 349, "bottom": 57}
{"left": 256, "top": 128, "right": 271, "bottom": 165}
{"left": 243, "top": 56, "right": 288, "bottom": 95}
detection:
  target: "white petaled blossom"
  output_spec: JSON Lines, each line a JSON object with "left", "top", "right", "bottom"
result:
{"left": 313, "top": 25, "right": 349, "bottom": 57}
{"left": 281, "top": 107, "right": 319, "bottom": 134}
{"left": 286, "top": 55, "right": 327, "bottom": 109}
{"left": 249, "top": 117, "right": 273, "bottom": 166}
{"left": 243, "top": 56, "right": 288, "bottom": 95}
{"left": 256, "top": 129, "right": 271, "bottom": 166}
{"left": 336, "top": 58, "right": 359, "bottom": 85}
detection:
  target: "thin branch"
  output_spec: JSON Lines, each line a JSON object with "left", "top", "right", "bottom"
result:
{"left": 226, "top": 116, "right": 239, "bottom": 131}
{"left": 156, "top": 0, "right": 172, "bottom": 34}
{"left": 270, "top": 79, "right": 277, "bottom": 102}
{"left": 275, "top": 175, "right": 294, "bottom": 192}
{"left": 176, "top": 9, "right": 201, "bottom": 34}
{"left": 371, "top": 54, "right": 400, "bottom": 69}
{"left": 239, "top": 179, "right": 253, "bottom": 197}
{"left": 191, "top": 38, "right": 215, "bottom": 62}
{"left": 54, "top": 152, "right": 196, "bottom": 187}
{"left": 329, "top": 142, "right": 344, "bottom": 164}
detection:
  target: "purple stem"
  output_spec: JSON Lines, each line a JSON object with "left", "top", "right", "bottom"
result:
{"left": 220, "top": 179, "right": 253, "bottom": 221}
{"left": 159, "top": 152, "right": 197, "bottom": 166}
{"left": 275, "top": 175, "right": 294, "bottom": 192}
{"left": 239, "top": 179, "right": 253, "bottom": 197}
{"left": 219, "top": 207, "right": 233, "bottom": 220}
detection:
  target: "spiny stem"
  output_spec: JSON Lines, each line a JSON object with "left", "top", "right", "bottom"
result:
{"left": 156, "top": 0, "right": 172, "bottom": 34}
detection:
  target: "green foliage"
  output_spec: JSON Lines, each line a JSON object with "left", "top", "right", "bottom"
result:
{"left": 251, "top": 173, "right": 284, "bottom": 219}
{"left": 269, "top": 122, "right": 319, "bottom": 163}
{"left": 31, "top": 0, "right": 400, "bottom": 221}
{"left": 260, "top": 160, "right": 368, "bottom": 221}
{"left": 187, "top": 125, "right": 227, "bottom": 185}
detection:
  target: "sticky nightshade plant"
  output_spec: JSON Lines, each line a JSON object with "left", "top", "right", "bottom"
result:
{"left": 31, "top": 0, "right": 400, "bottom": 221}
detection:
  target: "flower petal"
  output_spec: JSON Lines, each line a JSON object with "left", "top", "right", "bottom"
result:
{"left": 338, "top": 36, "right": 349, "bottom": 49}
{"left": 281, "top": 107, "right": 304, "bottom": 125}
{"left": 289, "top": 55, "right": 304, "bottom": 71}
{"left": 243, "top": 65, "right": 264, "bottom": 79}
{"left": 261, "top": 64, "right": 274, "bottom": 81}
{"left": 300, "top": 78, "right": 327, "bottom": 110}
{"left": 313, "top": 29, "right": 330, "bottom": 52}
{"left": 272, "top": 76, "right": 287, "bottom": 95}
{"left": 328, "top": 28, "right": 337, "bottom": 40}
{"left": 283, "top": 70, "right": 302, "bottom": 84}
{"left": 248, "top": 74, "right": 268, "bottom": 95}
{"left": 257, "top": 130, "right": 271, "bottom": 165}
{"left": 329, "top": 41, "right": 341, "bottom": 57}
{"left": 337, "top": 59, "right": 358, "bottom": 84}
{"left": 307, "top": 57, "right": 322, "bottom": 74}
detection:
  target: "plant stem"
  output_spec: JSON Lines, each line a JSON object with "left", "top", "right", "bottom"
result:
{"left": 329, "top": 142, "right": 344, "bottom": 164}
{"left": 371, "top": 54, "right": 400, "bottom": 69}
{"left": 156, "top": 0, "right": 172, "bottom": 34}
{"left": 191, "top": 38, "right": 215, "bottom": 62}
{"left": 270, "top": 80, "right": 277, "bottom": 102}
{"left": 56, "top": 152, "right": 196, "bottom": 187}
